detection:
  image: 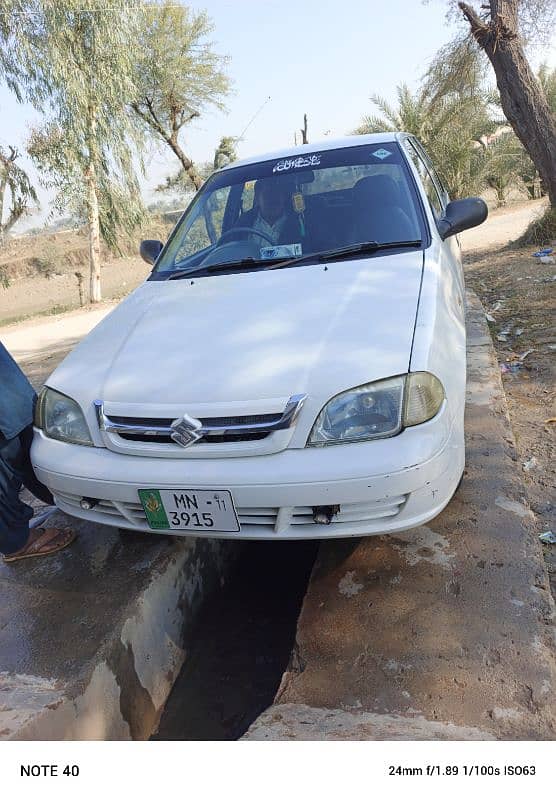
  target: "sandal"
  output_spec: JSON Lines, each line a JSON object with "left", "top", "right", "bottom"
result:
{"left": 3, "top": 527, "right": 76, "bottom": 563}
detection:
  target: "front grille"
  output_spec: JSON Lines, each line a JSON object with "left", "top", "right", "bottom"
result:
{"left": 117, "top": 431, "right": 271, "bottom": 444}
{"left": 95, "top": 395, "right": 306, "bottom": 451}
{"left": 107, "top": 413, "right": 280, "bottom": 444}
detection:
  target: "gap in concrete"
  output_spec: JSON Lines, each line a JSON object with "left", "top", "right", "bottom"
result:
{"left": 153, "top": 540, "right": 319, "bottom": 740}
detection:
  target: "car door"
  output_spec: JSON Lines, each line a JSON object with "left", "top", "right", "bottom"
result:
{"left": 403, "top": 137, "right": 466, "bottom": 319}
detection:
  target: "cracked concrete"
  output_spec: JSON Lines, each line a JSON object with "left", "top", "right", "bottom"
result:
{"left": 244, "top": 293, "right": 556, "bottom": 741}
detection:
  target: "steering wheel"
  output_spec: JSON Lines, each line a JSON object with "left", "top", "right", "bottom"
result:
{"left": 217, "top": 226, "right": 275, "bottom": 246}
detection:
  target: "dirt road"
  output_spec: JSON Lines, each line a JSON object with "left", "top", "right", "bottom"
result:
{"left": 459, "top": 197, "right": 547, "bottom": 251}
{"left": 0, "top": 302, "right": 118, "bottom": 389}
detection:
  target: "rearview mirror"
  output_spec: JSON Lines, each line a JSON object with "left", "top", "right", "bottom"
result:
{"left": 437, "top": 198, "right": 488, "bottom": 240}
{"left": 140, "top": 239, "right": 163, "bottom": 265}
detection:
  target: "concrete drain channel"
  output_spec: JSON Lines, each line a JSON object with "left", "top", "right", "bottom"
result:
{"left": 152, "top": 540, "right": 319, "bottom": 740}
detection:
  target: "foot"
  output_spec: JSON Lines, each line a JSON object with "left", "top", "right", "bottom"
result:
{"left": 3, "top": 527, "right": 76, "bottom": 563}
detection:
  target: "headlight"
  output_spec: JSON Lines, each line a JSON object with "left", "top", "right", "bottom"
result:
{"left": 35, "top": 387, "right": 93, "bottom": 446}
{"left": 308, "top": 376, "right": 405, "bottom": 445}
{"left": 308, "top": 372, "right": 445, "bottom": 446}
{"left": 403, "top": 372, "right": 445, "bottom": 426}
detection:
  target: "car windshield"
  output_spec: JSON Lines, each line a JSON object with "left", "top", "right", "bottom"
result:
{"left": 152, "top": 142, "right": 425, "bottom": 277}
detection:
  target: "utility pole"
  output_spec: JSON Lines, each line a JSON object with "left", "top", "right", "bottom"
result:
{"left": 300, "top": 113, "right": 308, "bottom": 145}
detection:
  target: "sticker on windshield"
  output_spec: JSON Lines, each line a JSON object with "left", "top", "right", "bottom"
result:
{"left": 260, "top": 243, "right": 302, "bottom": 260}
{"left": 292, "top": 192, "right": 305, "bottom": 213}
{"left": 371, "top": 148, "right": 392, "bottom": 160}
{"left": 272, "top": 154, "right": 321, "bottom": 173}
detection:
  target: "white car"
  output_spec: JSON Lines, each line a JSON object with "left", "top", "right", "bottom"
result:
{"left": 32, "top": 133, "right": 487, "bottom": 539}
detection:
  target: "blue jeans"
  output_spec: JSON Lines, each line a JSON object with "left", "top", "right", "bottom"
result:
{"left": 0, "top": 426, "right": 53, "bottom": 555}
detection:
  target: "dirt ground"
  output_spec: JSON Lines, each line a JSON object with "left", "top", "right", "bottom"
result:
{"left": 463, "top": 242, "right": 555, "bottom": 594}
{"left": 0, "top": 219, "right": 172, "bottom": 325}
{"left": 0, "top": 251, "right": 151, "bottom": 326}
{"left": 459, "top": 197, "right": 548, "bottom": 251}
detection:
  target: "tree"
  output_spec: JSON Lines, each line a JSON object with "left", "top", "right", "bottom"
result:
{"left": 156, "top": 135, "right": 238, "bottom": 198}
{"left": 213, "top": 136, "right": 238, "bottom": 170}
{"left": 483, "top": 131, "right": 527, "bottom": 204}
{"left": 537, "top": 63, "right": 556, "bottom": 114}
{"left": 0, "top": 145, "right": 37, "bottom": 245}
{"left": 131, "top": 1, "right": 231, "bottom": 191}
{"left": 456, "top": 1, "right": 556, "bottom": 207}
{"left": 0, "top": 1, "right": 147, "bottom": 302}
{"left": 354, "top": 83, "right": 495, "bottom": 198}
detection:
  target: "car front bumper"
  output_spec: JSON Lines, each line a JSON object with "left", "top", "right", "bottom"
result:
{"left": 31, "top": 412, "right": 464, "bottom": 540}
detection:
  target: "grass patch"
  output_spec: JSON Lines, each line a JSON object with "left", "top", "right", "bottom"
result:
{"left": 517, "top": 206, "right": 556, "bottom": 246}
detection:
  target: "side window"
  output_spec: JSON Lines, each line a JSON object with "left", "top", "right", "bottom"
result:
{"left": 403, "top": 139, "right": 444, "bottom": 219}
{"left": 412, "top": 139, "right": 450, "bottom": 205}
{"left": 171, "top": 186, "right": 231, "bottom": 264}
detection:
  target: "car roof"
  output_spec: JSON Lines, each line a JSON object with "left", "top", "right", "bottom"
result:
{"left": 220, "top": 132, "right": 405, "bottom": 172}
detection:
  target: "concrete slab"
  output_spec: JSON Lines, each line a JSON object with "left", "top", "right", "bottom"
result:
{"left": 245, "top": 292, "right": 556, "bottom": 740}
{"left": 0, "top": 515, "right": 236, "bottom": 740}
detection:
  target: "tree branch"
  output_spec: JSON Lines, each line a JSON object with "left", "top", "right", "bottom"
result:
{"left": 130, "top": 99, "right": 169, "bottom": 142}
{"left": 459, "top": 2, "right": 491, "bottom": 47}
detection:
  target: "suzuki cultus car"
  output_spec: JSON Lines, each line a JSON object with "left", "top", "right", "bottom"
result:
{"left": 32, "top": 133, "right": 487, "bottom": 539}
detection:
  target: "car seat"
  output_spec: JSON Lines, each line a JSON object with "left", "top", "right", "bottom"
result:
{"left": 349, "top": 175, "right": 417, "bottom": 244}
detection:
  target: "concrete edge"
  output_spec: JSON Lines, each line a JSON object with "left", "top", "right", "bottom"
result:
{"left": 244, "top": 703, "right": 496, "bottom": 741}
{"left": 1, "top": 538, "right": 235, "bottom": 740}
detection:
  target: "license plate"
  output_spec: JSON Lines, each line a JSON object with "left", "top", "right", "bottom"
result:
{"left": 138, "top": 488, "right": 240, "bottom": 532}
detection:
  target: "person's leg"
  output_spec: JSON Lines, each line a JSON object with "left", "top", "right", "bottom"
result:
{"left": 17, "top": 425, "right": 54, "bottom": 506}
{"left": 1, "top": 433, "right": 76, "bottom": 562}
{"left": 0, "top": 436, "right": 34, "bottom": 556}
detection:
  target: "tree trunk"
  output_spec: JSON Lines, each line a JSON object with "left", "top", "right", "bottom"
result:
{"left": 460, "top": 1, "right": 556, "bottom": 207}
{"left": 0, "top": 179, "right": 6, "bottom": 246}
{"left": 0, "top": 160, "right": 9, "bottom": 244}
{"left": 86, "top": 163, "right": 102, "bottom": 303}
{"left": 301, "top": 113, "right": 308, "bottom": 145}
{"left": 86, "top": 104, "right": 102, "bottom": 303}
{"left": 168, "top": 135, "right": 204, "bottom": 191}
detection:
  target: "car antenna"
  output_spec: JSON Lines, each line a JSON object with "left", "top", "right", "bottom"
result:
{"left": 237, "top": 96, "right": 271, "bottom": 141}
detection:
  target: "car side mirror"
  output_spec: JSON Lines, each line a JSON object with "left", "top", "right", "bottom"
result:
{"left": 140, "top": 239, "right": 163, "bottom": 265}
{"left": 437, "top": 198, "right": 488, "bottom": 240}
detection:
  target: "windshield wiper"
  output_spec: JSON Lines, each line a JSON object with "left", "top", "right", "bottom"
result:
{"left": 267, "top": 240, "right": 423, "bottom": 271}
{"left": 166, "top": 257, "right": 280, "bottom": 280}
{"left": 165, "top": 240, "right": 422, "bottom": 280}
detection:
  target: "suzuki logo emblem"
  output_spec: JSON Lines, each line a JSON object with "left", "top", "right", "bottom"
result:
{"left": 170, "top": 413, "right": 203, "bottom": 448}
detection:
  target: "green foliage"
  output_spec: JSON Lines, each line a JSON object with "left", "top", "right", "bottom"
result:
{"left": 133, "top": 1, "right": 230, "bottom": 125}
{"left": 213, "top": 136, "right": 238, "bottom": 170}
{"left": 354, "top": 82, "right": 493, "bottom": 198}
{"left": 354, "top": 31, "right": 541, "bottom": 204}
{"left": 131, "top": 1, "right": 231, "bottom": 186}
{"left": 537, "top": 63, "right": 556, "bottom": 114}
{"left": 0, "top": 145, "right": 38, "bottom": 242}
{"left": 0, "top": 1, "right": 147, "bottom": 251}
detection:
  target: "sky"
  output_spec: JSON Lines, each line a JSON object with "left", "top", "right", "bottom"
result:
{"left": 1, "top": 0, "right": 554, "bottom": 230}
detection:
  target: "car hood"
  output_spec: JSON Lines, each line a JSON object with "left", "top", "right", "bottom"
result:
{"left": 48, "top": 252, "right": 423, "bottom": 412}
